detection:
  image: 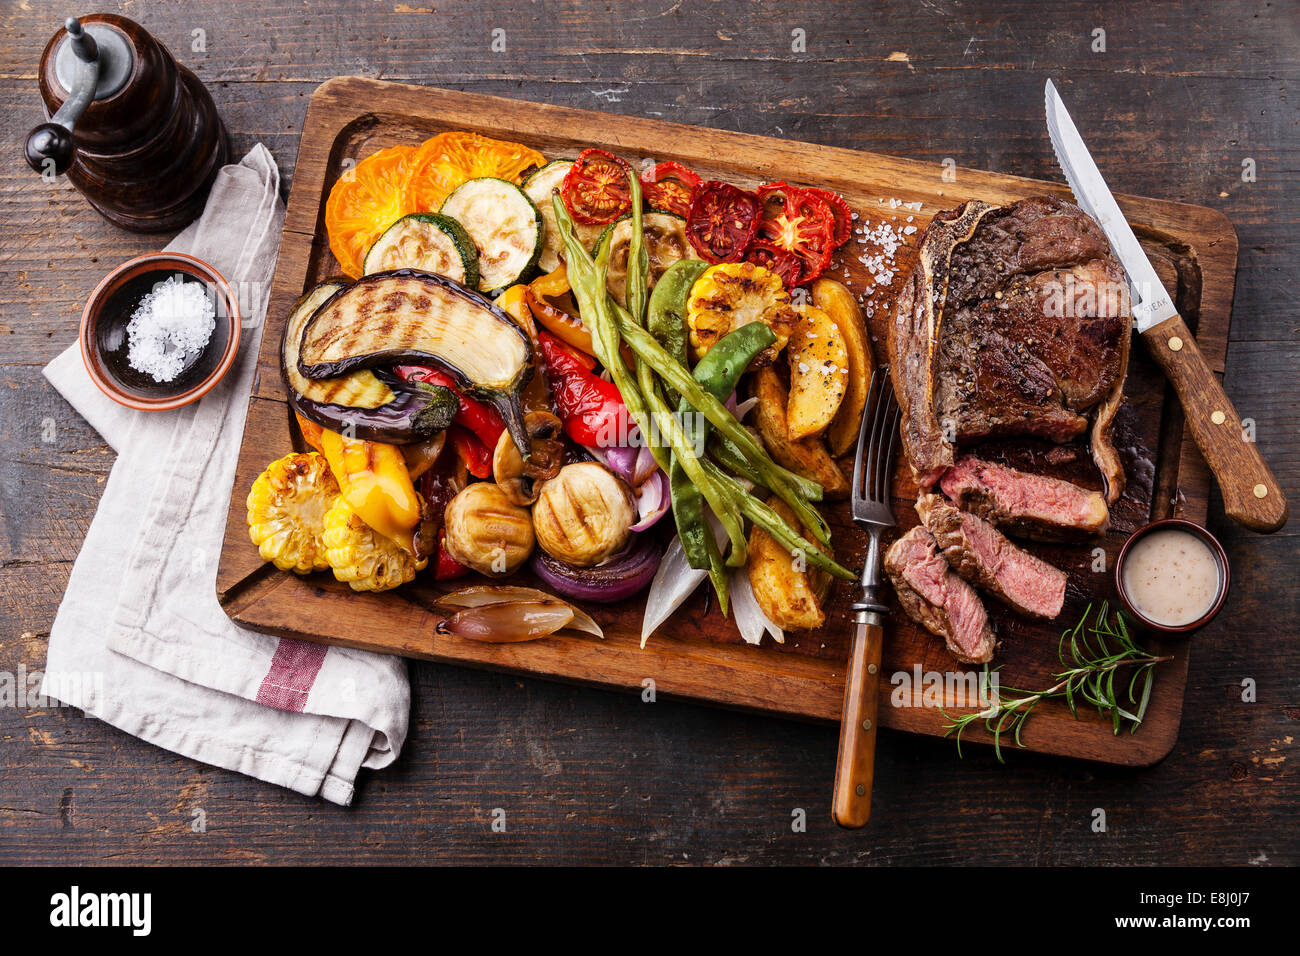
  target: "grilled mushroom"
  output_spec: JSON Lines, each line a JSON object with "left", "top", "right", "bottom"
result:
{"left": 531, "top": 462, "right": 636, "bottom": 568}
{"left": 491, "top": 410, "right": 564, "bottom": 506}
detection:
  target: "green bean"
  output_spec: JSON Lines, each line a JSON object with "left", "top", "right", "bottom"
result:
{"left": 705, "top": 464, "right": 856, "bottom": 581}
{"left": 709, "top": 435, "right": 770, "bottom": 494}
{"left": 625, "top": 173, "right": 650, "bottom": 327}
{"left": 554, "top": 195, "right": 746, "bottom": 560}
{"left": 612, "top": 313, "right": 832, "bottom": 544}
{"left": 671, "top": 322, "right": 775, "bottom": 569}
{"left": 622, "top": 176, "right": 668, "bottom": 470}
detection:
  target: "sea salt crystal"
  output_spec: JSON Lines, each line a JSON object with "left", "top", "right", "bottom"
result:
{"left": 126, "top": 274, "right": 216, "bottom": 383}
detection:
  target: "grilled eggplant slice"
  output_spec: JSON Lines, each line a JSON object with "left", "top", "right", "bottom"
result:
{"left": 298, "top": 270, "right": 534, "bottom": 452}
{"left": 282, "top": 279, "right": 457, "bottom": 443}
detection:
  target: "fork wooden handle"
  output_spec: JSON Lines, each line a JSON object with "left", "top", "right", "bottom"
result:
{"left": 832, "top": 617, "right": 883, "bottom": 829}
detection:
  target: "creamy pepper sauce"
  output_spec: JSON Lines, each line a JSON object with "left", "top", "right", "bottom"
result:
{"left": 1121, "top": 529, "right": 1221, "bottom": 627}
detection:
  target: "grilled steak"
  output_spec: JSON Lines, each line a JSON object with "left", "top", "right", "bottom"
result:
{"left": 889, "top": 196, "right": 1131, "bottom": 503}
{"left": 939, "top": 456, "right": 1110, "bottom": 538}
{"left": 916, "top": 493, "right": 1067, "bottom": 620}
{"left": 885, "top": 526, "right": 996, "bottom": 664}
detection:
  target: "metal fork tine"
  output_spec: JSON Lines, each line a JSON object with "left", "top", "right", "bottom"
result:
{"left": 852, "top": 369, "right": 883, "bottom": 501}
{"left": 865, "top": 376, "right": 889, "bottom": 498}
{"left": 867, "top": 388, "right": 886, "bottom": 502}
{"left": 876, "top": 397, "right": 901, "bottom": 504}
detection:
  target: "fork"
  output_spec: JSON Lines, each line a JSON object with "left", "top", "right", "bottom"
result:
{"left": 832, "top": 366, "right": 900, "bottom": 829}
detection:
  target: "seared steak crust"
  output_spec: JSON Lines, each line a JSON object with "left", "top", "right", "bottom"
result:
{"left": 889, "top": 196, "right": 1131, "bottom": 503}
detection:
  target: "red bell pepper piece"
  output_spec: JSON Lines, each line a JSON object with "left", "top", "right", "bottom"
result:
{"left": 536, "top": 330, "right": 630, "bottom": 448}
{"left": 448, "top": 424, "right": 492, "bottom": 479}
{"left": 434, "top": 539, "right": 470, "bottom": 580}
{"left": 393, "top": 365, "right": 506, "bottom": 451}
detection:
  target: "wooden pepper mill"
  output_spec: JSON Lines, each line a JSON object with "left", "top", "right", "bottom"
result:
{"left": 25, "top": 14, "right": 230, "bottom": 233}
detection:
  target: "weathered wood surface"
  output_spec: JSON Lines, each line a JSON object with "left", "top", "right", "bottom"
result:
{"left": 217, "top": 76, "right": 1230, "bottom": 766}
{"left": 1, "top": 0, "right": 1296, "bottom": 865}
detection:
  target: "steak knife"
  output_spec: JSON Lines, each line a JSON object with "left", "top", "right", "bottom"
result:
{"left": 1045, "top": 79, "right": 1287, "bottom": 533}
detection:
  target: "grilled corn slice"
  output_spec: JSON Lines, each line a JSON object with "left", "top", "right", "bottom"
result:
{"left": 686, "top": 261, "right": 797, "bottom": 362}
{"left": 322, "top": 497, "right": 428, "bottom": 592}
{"left": 247, "top": 453, "right": 340, "bottom": 574}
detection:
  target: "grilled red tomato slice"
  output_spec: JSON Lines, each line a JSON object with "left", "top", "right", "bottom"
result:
{"left": 641, "top": 161, "right": 702, "bottom": 217}
{"left": 746, "top": 240, "right": 804, "bottom": 289}
{"left": 685, "top": 181, "right": 761, "bottom": 264}
{"left": 804, "top": 186, "right": 853, "bottom": 246}
{"left": 755, "top": 182, "right": 836, "bottom": 281}
{"left": 562, "top": 148, "right": 633, "bottom": 225}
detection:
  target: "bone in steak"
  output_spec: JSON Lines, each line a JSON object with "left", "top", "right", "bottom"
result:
{"left": 884, "top": 525, "right": 996, "bottom": 664}
{"left": 939, "top": 456, "right": 1110, "bottom": 538}
{"left": 916, "top": 493, "right": 1067, "bottom": 620}
{"left": 889, "top": 196, "right": 1131, "bottom": 503}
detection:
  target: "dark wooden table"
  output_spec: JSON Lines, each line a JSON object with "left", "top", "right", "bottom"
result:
{"left": 1, "top": 0, "right": 1295, "bottom": 866}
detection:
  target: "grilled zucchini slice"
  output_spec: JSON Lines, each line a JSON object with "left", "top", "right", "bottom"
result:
{"left": 362, "top": 213, "right": 479, "bottom": 287}
{"left": 595, "top": 212, "right": 699, "bottom": 308}
{"left": 281, "top": 279, "right": 457, "bottom": 443}
{"left": 523, "top": 160, "right": 606, "bottom": 271}
{"left": 440, "top": 177, "right": 543, "bottom": 293}
{"left": 298, "top": 270, "right": 534, "bottom": 452}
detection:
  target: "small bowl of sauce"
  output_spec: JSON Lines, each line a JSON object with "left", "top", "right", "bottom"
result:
{"left": 1115, "top": 518, "right": 1230, "bottom": 634}
{"left": 80, "top": 252, "right": 241, "bottom": 411}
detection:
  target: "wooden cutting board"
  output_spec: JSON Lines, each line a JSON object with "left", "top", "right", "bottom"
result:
{"left": 218, "top": 76, "right": 1238, "bottom": 766}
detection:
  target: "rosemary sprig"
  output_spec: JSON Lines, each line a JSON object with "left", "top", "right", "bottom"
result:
{"left": 942, "top": 602, "right": 1173, "bottom": 762}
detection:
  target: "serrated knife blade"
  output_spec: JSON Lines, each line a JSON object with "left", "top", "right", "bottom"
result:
{"left": 1045, "top": 79, "right": 1176, "bottom": 332}
{"left": 1043, "top": 79, "right": 1287, "bottom": 533}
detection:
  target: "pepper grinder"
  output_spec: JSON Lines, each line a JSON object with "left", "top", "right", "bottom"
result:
{"left": 25, "top": 14, "right": 230, "bottom": 233}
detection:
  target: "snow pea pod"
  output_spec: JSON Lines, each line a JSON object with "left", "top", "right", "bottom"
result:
{"left": 671, "top": 322, "right": 777, "bottom": 580}
{"left": 647, "top": 259, "right": 708, "bottom": 406}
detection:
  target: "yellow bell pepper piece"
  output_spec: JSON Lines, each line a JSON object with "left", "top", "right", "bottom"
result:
{"left": 298, "top": 416, "right": 422, "bottom": 555}
{"left": 526, "top": 265, "right": 598, "bottom": 358}
{"left": 495, "top": 283, "right": 537, "bottom": 345}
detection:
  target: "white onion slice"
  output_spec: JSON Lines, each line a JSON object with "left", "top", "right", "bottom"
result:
{"left": 640, "top": 513, "right": 729, "bottom": 648}
{"left": 728, "top": 570, "right": 785, "bottom": 646}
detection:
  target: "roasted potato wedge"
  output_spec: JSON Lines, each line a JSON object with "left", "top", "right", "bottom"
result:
{"left": 752, "top": 366, "right": 850, "bottom": 498}
{"left": 747, "top": 498, "right": 832, "bottom": 631}
{"left": 785, "top": 304, "right": 849, "bottom": 440}
{"left": 812, "top": 278, "right": 875, "bottom": 456}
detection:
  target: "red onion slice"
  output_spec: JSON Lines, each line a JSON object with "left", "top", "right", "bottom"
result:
{"left": 631, "top": 468, "right": 670, "bottom": 531}
{"left": 530, "top": 533, "right": 664, "bottom": 604}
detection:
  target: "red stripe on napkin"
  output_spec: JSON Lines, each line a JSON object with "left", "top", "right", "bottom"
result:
{"left": 255, "top": 639, "right": 328, "bottom": 712}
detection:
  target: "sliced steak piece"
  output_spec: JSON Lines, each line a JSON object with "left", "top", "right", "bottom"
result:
{"left": 938, "top": 456, "right": 1110, "bottom": 538}
{"left": 884, "top": 526, "right": 997, "bottom": 664}
{"left": 888, "top": 196, "right": 1131, "bottom": 503}
{"left": 916, "top": 493, "right": 1067, "bottom": 620}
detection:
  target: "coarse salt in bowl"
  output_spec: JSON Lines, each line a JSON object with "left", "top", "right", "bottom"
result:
{"left": 79, "top": 252, "right": 241, "bottom": 411}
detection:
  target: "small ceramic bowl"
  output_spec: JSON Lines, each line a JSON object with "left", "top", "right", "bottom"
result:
{"left": 1114, "top": 518, "right": 1230, "bottom": 635}
{"left": 80, "top": 252, "right": 241, "bottom": 411}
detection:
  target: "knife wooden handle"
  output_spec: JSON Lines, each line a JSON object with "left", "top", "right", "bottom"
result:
{"left": 1143, "top": 313, "right": 1288, "bottom": 533}
{"left": 832, "top": 618, "right": 883, "bottom": 829}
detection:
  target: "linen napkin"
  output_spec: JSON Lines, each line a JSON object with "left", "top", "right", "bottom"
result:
{"left": 40, "top": 144, "right": 409, "bottom": 805}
